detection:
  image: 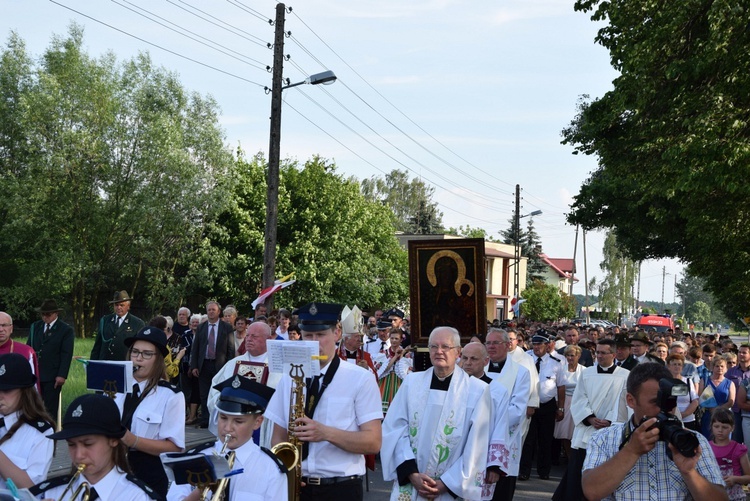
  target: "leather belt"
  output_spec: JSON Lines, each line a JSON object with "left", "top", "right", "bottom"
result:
{"left": 302, "top": 475, "right": 362, "bottom": 486}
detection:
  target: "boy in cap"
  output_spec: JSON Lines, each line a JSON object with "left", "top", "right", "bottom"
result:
{"left": 168, "top": 376, "right": 287, "bottom": 500}
{"left": 31, "top": 393, "right": 159, "bottom": 500}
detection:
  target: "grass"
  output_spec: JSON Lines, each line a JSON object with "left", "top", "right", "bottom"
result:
{"left": 62, "top": 337, "right": 96, "bottom": 415}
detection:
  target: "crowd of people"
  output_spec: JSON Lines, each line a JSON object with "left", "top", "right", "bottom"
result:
{"left": 0, "top": 292, "right": 747, "bottom": 500}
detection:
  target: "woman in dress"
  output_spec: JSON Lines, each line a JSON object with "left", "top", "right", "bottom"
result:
{"left": 373, "top": 328, "right": 413, "bottom": 414}
{"left": 32, "top": 394, "right": 158, "bottom": 500}
{"left": 0, "top": 353, "right": 54, "bottom": 488}
{"left": 181, "top": 314, "right": 201, "bottom": 425}
{"left": 699, "top": 356, "right": 735, "bottom": 438}
{"left": 553, "top": 344, "right": 584, "bottom": 460}
{"left": 666, "top": 353, "right": 700, "bottom": 431}
{"left": 117, "top": 326, "right": 185, "bottom": 498}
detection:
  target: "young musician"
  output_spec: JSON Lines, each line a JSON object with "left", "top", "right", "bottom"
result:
{"left": 117, "top": 327, "right": 185, "bottom": 498}
{"left": 167, "top": 375, "right": 288, "bottom": 500}
{"left": 31, "top": 394, "right": 159, "bottom": 500}
{"left": 0, "top": 353, "right": 54, "bottom": 488}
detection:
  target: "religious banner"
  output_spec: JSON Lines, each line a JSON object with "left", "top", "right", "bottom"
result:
{"left": 408, "top": 238, "right": 486, "bottom": 347}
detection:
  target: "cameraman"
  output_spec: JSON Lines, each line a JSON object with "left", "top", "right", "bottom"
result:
{"left": 582, "top": 363, "right": 727, "bottom": 501}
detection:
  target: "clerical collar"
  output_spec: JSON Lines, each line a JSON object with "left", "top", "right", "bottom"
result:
{"left": 598, "top": 364, "right": 616, "bottom": 374}
{"left": 345, "top": 349, "right": 358, "bottom": 358}
{"left": 488, "top": 358, "right": 507, "bottom": 373}
{"left": 431, "top": 371, "right": 453, "bottom": 391}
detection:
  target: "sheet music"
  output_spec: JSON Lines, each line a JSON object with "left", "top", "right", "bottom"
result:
{"left": 267, "top": 340, "right": 321, "bottom": 376}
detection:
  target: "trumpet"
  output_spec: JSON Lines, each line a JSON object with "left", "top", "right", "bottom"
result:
{"left": 271, "top": 363, "right": 304, "bottom": 501}
{"left": 57, "top": 464, "right": 90, "bottom": 501}
{"left": 199, "top": 434, "right": 235, "bottom": 501}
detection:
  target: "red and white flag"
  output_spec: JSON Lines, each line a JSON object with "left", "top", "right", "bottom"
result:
{"left": 251, "top": 273, "right": 296, "bottom": 308}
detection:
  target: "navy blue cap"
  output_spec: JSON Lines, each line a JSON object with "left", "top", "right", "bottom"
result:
{"left": 0, "top": 353, "right": 36, "bottom": 390}
{"left": 376, "top": 319, "right": 392, "bottom": 330}
{"left": 214, "top": 375, "right": 275, "bottom": 415}
{"left": 49, "top": 394, "right": 127, "bottom": 440}
{"left": 531, "top": 328, "right": 551, "bottom": 344}
{"left": 386, "top": 308, "right": 405, "bottom": 319}
{"left": 125, "top": 327, "right": 169, "bottom": 357}
{"left": 297, "top": 302, "right": 342, "bottom": 332}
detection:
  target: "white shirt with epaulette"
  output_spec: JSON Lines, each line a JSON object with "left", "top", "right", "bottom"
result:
{"left": 0, "top": 410, "right": 53, "bottom": 484}
{"left": 34, "top": 466, "right": 159, "bottom": 500}
{"left": 114, "top": 380, "right": 185, "bottom": 448}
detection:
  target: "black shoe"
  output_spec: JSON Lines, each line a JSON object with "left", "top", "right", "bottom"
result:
{"left": 539, "top": 474, "right": 550, "bottom": 480}
{"left": 518, "top": 474, "right": 530, "bottom": 481}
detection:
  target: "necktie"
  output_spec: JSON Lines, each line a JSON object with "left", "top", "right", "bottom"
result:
{"left": 122, "top": 383, "right": 141, "bottom": 429}
{"left": 380, "top": 341, "right": 385, "bottom": 352}
{"left": 89, "top": 487, "right": 100, "bottom": 501}
{"left": 0, "top": 417, "right": 5, "bottom": 429}
{"left": 117, "top": 316, "right": 123, "bottom": 328}
{"left": 535, "top": 357, "right": 541, "bottom": 373}
{"left": 616, "top": 360, "right": 621, "bottom": 367}
{"left": 44, "top": 323, "right": 50, "bottom": 335}
{"left": 207, "top": 324, "right": 216, "bottom": 360}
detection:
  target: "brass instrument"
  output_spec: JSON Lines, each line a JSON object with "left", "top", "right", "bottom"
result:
{"left": 271, "top": 363, "right": 304, "bottom": 501}
{"left": 57, "top": 464, "right": 91, "bottom": 501}
{"left": 198, "top": 434, "right": 235, "bottom": 501}
{"left": 211, "top": 434, "right": 236, "bottom": 501}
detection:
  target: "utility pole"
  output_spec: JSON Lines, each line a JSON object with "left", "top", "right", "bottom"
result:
{"left": 569, "top": 224, "right": 579, "bottom": 298}
{"left": 513, "top": 184, "right": 521, "bottom": 300}
{"left": 661, "top": 265, "right": 666, "bottom": 313}
{"left": 262, "top": 3, "right": 287, "bottom": 310}
{"left": 583, "top": 229, "right": 589, "bottom": 324}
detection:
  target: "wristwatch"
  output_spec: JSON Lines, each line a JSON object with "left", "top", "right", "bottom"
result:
{"left": 558, "top": 408, "right": 565, "bottom": 412}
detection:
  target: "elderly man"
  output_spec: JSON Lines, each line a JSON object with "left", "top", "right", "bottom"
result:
{"left": 614, "top": 334, "right": 638, "bottom": 370}
{"left": 190, "top": 301, "right": 235, "bottom": 428}
{"left": 338, "top": 307, "right": 378, "bottom": 378}
{"left": 382, "top": 327, "right": 491, "bottom": 500}
{"left": 207, "top": 321, "right": 280, "bottom": 444}
{"left": 26, "top": 299, "right": 74, "bottom": 420}
{"left": 90, "top": 290, "right": 145, "bottom": 361}
{"left": 557, "top": 326, "right": 594, "bottom": 367}
{"left": 630, "top": 330, "right": 665, "bottom": 365}
{"left": 461, "top": 342, "right": 492, "bottom": 383}
{"left": 0, "top": 311, "right": 40, "bottom": 389}
{"left": 267, "top": 302, "right": 382, "bottom": 500}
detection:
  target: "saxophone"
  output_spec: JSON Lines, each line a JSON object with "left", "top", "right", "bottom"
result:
{"left": 271, "top": 363, "right": 303, "bottom": 501}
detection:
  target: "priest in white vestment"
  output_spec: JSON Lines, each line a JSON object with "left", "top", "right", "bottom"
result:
{"left": 207, "top": 321, "right": 281, "bottom": 446}
{"left": 382, "top": 327, "right": 492, "bottom": 501}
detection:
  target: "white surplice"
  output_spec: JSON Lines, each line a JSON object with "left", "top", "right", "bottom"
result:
{"left": 480, "top": 376, "right": 512, "bottom": 500}
{"left": 570, "top": 365, "right": 629, "bottom": 450}
{"left": 381, "top": 368, "right": 492, "bottom": 501}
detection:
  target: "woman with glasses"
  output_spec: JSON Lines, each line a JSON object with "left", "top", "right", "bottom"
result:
{"left": 116, "top": 326, "right": 185, "bottom": 498}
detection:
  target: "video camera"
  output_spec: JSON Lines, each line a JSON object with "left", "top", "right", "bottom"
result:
{"left": 640, "top": 378, "right": 699, "bottom": 458}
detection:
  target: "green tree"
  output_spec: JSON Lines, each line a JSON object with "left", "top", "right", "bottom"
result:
{"left": 445, "top": 225, "right": 498, "bottom": 241}
{"left": 360, "top": 169, "right": 444, "bottom": 234}
{"left": 524, "top": 218, "right": 546, "bottom": 282}
{"left": 212, "top": 153, "right": 409, "bottom": 311}
{"left": 688, "top": 301, "right": 712, "bottom": 327}
{"left": 563, "top": 0, "right": 750, "bottom": 319}
{"left": 0, "top": 26, "right": 233, "bottom": 334}
{"left": 520, "top": 279, "right": 564, "bottom": 322}
{"left": 597, "top": 231, "right": 637, "bottom": 320}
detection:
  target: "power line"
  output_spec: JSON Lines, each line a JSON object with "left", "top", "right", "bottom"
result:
{"left": 168, "top": 0, "right": 270, "bottom": 48}
{"left": 48, "top": 0, "right": 266, "bottom": 88}
{"left": 226, "top": 0, "right": 273, "bottom": 24}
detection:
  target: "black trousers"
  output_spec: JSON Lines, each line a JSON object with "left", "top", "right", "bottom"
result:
{"left": 519, "top": 399, "right": 556, "bottom": 477}
{"left": 553, "top": 446, "right": 586, "bottom": 501}
{"left": 301, "top": 477, "right": 363, "bottom": 501}
{"left": 39, "top": 380, "right": 61, "bottom": 423}
{"left": 491, "top": 475, "right": 517, "bottom": 501}
{"left": 198, "top": 359, "right": 217, "bottom": 425}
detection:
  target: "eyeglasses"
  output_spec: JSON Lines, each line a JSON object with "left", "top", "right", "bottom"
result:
{"left": 486, "top": 341, "right": 507, "bottom": 346}
{"left": 0, "top": 323, "right": 11, "bottom": 328}
{"left": 428, "top": 344, "right": 457, "bottom": 352}
{"left": 130, "top": 349, "right": 156, "bottom": 360}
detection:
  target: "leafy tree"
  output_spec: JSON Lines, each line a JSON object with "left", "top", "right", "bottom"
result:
{"left": 445, "top": 225, "right": 499, "bottom": 241}
{"left": 521, "top": 279, "right": 566, "bottom": 322}
{"left": 688, "top": 301, "right": 711, "bottom": 327}
{"left": 360, "top": 169, "right": 444, "bottom": 234}
{"left": 0, "top": 26, "right": 233, "bottom": 334}
{"left": 213, "top": 153, "right": 409, "bottom": 312}
{"left": 597, "top": 231, "right": 637, "bottom": 320}
{"left": 563, "top": 0, "right": 750, "bottom": 318}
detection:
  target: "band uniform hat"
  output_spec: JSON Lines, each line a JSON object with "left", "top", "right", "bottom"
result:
{"left": 630, "top": 330, "right": 653, "bottom": 345}
{"left": 531, "top": 328, "right": 551, "bottom": 344}
{"left": 297, "top": 302, "right": 343, "bottom": 332}
{"left": 109, "top": 290, "right": 134, "bottom": 304}
{"left": 124, "top": 327, "right": 169, "bottom": 357}
{"left": 0, "top": 353, "right": 36, "bottom": 390}
{"left": 614, "top": 334, "right": 632, "bottom": 347}
{"left": 49, "top": 394, "right": 127, "bottom": 440}
{"left": 341, "top": 305, "right": 364, "bottom": 335}
{"left": 376, "top": 318, "right": 392, "bottom": 330}
{"left": 214, "top": 375, "right": 275, "bottom": 415}
{"left": 386, "top": 308, "right": 405, "bottom": 319}
{"left": 36, "top": 299, "right": 63, "bottom": 314}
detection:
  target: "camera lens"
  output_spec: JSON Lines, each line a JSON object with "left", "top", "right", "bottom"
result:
{"left": 668, "top": 428, "right": 699, "bottom": 457}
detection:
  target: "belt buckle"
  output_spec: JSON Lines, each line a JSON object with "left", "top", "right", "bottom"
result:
{"left": 307, "top": 477, "right": 322, "bottom": 486}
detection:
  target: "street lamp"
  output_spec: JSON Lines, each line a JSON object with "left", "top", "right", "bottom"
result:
{"left": 513, "top": 204, "right": 542, "bottom": 302}
{"left": 263, "top": 65, "right": 337, "bottom": 308}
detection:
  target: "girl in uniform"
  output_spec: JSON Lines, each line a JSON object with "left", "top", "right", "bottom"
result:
{"left": 0, "top": 352, "right": 54, "bottom": 488}
{"left": 118, "top": 326, "right": 185, "bottom": 498}
{"left": 31, "top": 394, "right": 159, "bottom": 500}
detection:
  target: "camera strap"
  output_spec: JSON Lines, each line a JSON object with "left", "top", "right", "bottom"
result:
{"left": 618, "top": 419, "right": 637, "bottom": 451}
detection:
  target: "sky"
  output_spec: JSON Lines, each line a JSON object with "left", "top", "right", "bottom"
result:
{"left": 3, "top": 0, "right": 684, "bottom": 303}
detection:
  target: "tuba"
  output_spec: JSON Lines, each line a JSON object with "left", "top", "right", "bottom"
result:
{"left": 57, "top": 464, "right": 90, "bottom": 501}
{"left": 271, "top": 363, "right": 304, "bottom": 501}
